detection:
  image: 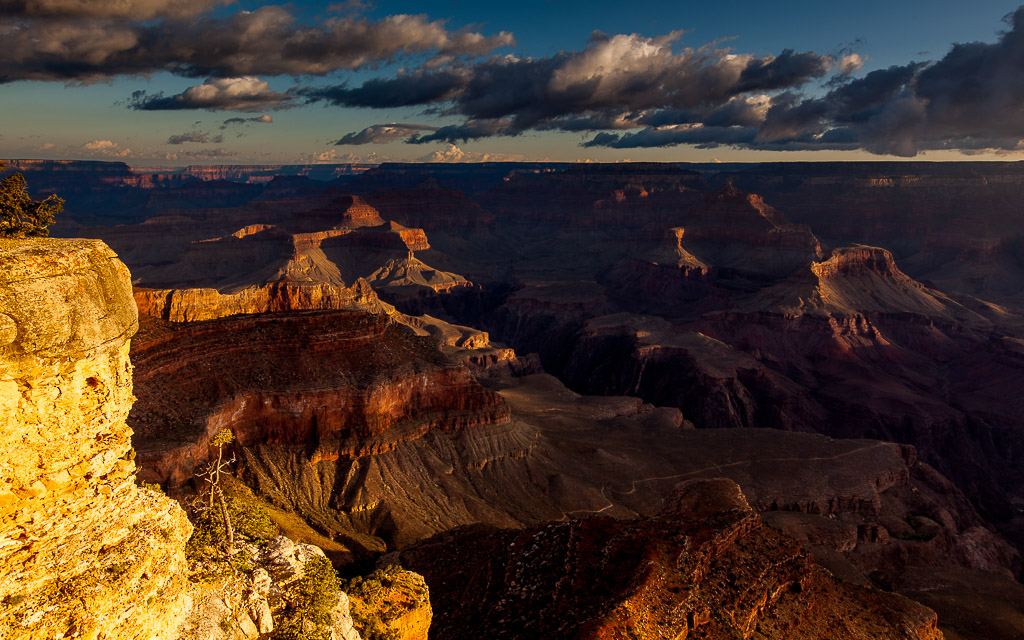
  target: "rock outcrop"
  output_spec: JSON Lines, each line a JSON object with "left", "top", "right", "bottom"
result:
{"left": 394, "top": 478, "right": 944, "bottom": 640}
{"left": 89, "top": 192, "right": 470, "bottom": 306}
{"left": 0, "top": 239, "right": 192, "bottom": 640}
{"left": 344, "top": 564, "right": 431, "bottom": 640}
{"left": 129, "top": 311, "right": 512, "bottom": 488}
{"left": 181, "top": 535, "right": 366, "bottom": 640}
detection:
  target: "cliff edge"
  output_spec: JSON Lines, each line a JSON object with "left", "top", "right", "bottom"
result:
{"left": 0, "top": 239, "right": 193, "bottom": 640}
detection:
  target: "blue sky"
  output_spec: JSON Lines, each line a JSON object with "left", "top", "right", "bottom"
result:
{"left": 2, "top": 0, "right": 1024, "bottom": 164}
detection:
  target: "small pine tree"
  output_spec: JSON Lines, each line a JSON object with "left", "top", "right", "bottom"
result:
{"left": 272, "top": 555, "right": 341, "bottom": 640}
{"left": 206, "top": 428, "right": 235, "bottom": 548}
{"left": 0, "top": 162, "right": 63, "bottom": 238}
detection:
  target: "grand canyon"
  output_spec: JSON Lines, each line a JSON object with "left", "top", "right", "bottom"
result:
{"left": 4, "top": 158, "right": 1024, "bottom": 639}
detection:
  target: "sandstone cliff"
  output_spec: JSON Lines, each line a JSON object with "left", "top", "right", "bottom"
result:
{"left": 134, "top": 280, "right": 392, "bottom": 323}
{"left": 0, "top": 239, "right": 192, "bottom": 640}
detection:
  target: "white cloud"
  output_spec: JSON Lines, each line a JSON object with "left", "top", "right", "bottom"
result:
{"left": 81, "top": 139, "right": 132, "bottom": 157}
{"left": 415, "top": 143, "right": 524, "bottom": 163}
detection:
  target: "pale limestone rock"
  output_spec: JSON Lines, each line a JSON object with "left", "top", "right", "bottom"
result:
{"left": 250, "top": 598, "right": 274, "bottom": 635}
{"left": 0, "top": 239, "right": 192, "bottom": 640}
{"left": 246, "top": 568, "right": 274, "bottom": 634}
{"left": 332, "top": 592, "right": 363, "bottom": 640}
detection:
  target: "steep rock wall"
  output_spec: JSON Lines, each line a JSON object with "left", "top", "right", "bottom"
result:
{"left": 129, "top": 311, "right": 511, "bottom": 487}
{"left": 134, "top": 279, "right": 391, "bottom": 323}
{"left": 0, "top": 239, "right": 192, "bottom": 640}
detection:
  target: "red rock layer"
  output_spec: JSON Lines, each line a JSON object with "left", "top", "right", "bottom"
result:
{"left": 394, "top": 478, "right": 944, "bottom": 640}
{"left": 129, "top": 311, "right": 510, "bottom": 485}
{"left": 133, "top": 280, "right": 389, "bottom": 322}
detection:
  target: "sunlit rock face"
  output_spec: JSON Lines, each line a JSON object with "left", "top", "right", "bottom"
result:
{"left": 394, "top": 478, "right": 945, "bottom": 640}
{"left": 133, "top": 279, "right": 391, "bottom": 323}
{"left": 0, "top": 239, "right": 192, "bottom": 640}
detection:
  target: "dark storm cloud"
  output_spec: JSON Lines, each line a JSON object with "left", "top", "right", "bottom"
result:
{"left": 735, "top": 49, "right": 832, "bottom": 92}
{"left": 406, "top": 119, "right": 514, "bottom": 144}
{"left": 300, "top": 70, "right": 467, "bottom": 108}
{"left": 311, "top": 32, "right": 836, "bottom": 144}
{"left": 220, "top": 115, "right": 273, "bottom": 129}
{"left": 129, "top": 77, "right": 293, "bottom": 112}
{"left": 0, "top": 5, "right": 514, "bottom": 83}
{"left": 0, "top": 0, "right": 228, "bottom": 19}
{"left": 334, "top": 123, "right": 438, "bottom": 145}
{"left": 582, "top": 125, "right": 759, "bottom": 149}
{"left": 589, "top": 7, "right": 1024, "bottom": 156}
{"left": 166, "top": 131, "right": 223, "bottom": 144}
{"left": 309, "top": 6, "right": 1024, "bottom": 157}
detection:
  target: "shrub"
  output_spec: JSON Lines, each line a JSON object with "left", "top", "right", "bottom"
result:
{"left": 272, "top": 555, "right": 341, "bottom": 640}
{"left": 185, "top": 497, "right": 277, "bottom": 561}
{"left": 342, "top": 565, "right": 408, "bottom": 640}
{"left": 139, "top": 481, "right": 164, "bottom": 495}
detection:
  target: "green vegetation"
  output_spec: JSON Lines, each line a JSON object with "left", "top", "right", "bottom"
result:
{"left": 139, "top": 481, "right": 164, "bottom": 495}
{"left": 0, "top": 161, "right": 63, "bottom": 238}
{"left": 185, "top": 496, "right": 277, "bottom": 561}
{"left": 185, "top": 428, "right": 277, "bottom": 562}
{"left": 272, "top": 555, "right": 341, "bottom": 640}
{"left": 341, "top": 565, "right": 408, "bottom": 640}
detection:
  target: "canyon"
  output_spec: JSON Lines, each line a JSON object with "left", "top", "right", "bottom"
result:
{"left": 7, "top": 159, "right": 1024, "bottom": 638}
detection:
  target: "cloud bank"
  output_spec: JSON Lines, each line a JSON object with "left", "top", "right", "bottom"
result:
{"left": 322, "top": 31, "right": 837, "bottom": 146}
{"left": 0, "top": 3, "right": 514, "bottom": 82}
{"left": 220, "top": 115, "right": 273, "bottom": 129}
{"left": 0, "top": 0, "right": 228, "bottom": 19}
{"left": 10, "top": 0, "right": 1024, "bottom": 158}
{"left": 166, "top": 130, "right": 223, "bottom": 144}
{"left": 328, "top": 9, "right": 1024, "bottom": 157}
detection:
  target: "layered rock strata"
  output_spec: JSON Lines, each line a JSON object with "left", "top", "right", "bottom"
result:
{"left": 129, "top": 311, "right": 511, "bottom": 488}
{"left": 0, "top": 239, "right": 192, "bottom": 640}
{"left": 134, "top": 280, "right": 391, "bottom": 323}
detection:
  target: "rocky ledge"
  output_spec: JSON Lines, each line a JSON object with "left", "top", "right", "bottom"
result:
{"left": 393, "top": 478, "right": 944, "bottom": 640}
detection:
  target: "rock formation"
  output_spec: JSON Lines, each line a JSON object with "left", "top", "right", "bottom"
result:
{"left": 129, "top": 311, "right": 511, "bottom": 486}
{"left": 394, "top": 478, "right": 944, "bottom": 640}
{"left": 86, "top": 192, "right": 471, "bottom": 320}
{"left": 344, "top": 564, "right": 431, "bottom": 640}
{"left": 134, "top": 280, "right": 391, "bottom": 323}
{"left": 0, "top": 238, "right": 437, "bottom": 640}
{"left": 181, "top": 535, "right": 368, "bottom": 640}
{"left": 0, "top": 239, "right": 192, "bottom": 640}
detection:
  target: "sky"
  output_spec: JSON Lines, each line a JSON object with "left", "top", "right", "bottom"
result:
{"left": 3, "top": 0, "right": 1024, "bottom": 165}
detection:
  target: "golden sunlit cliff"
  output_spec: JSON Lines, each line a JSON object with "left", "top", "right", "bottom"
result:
{"left": 0, "top": 239, "right": 192, "bottom": 639}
